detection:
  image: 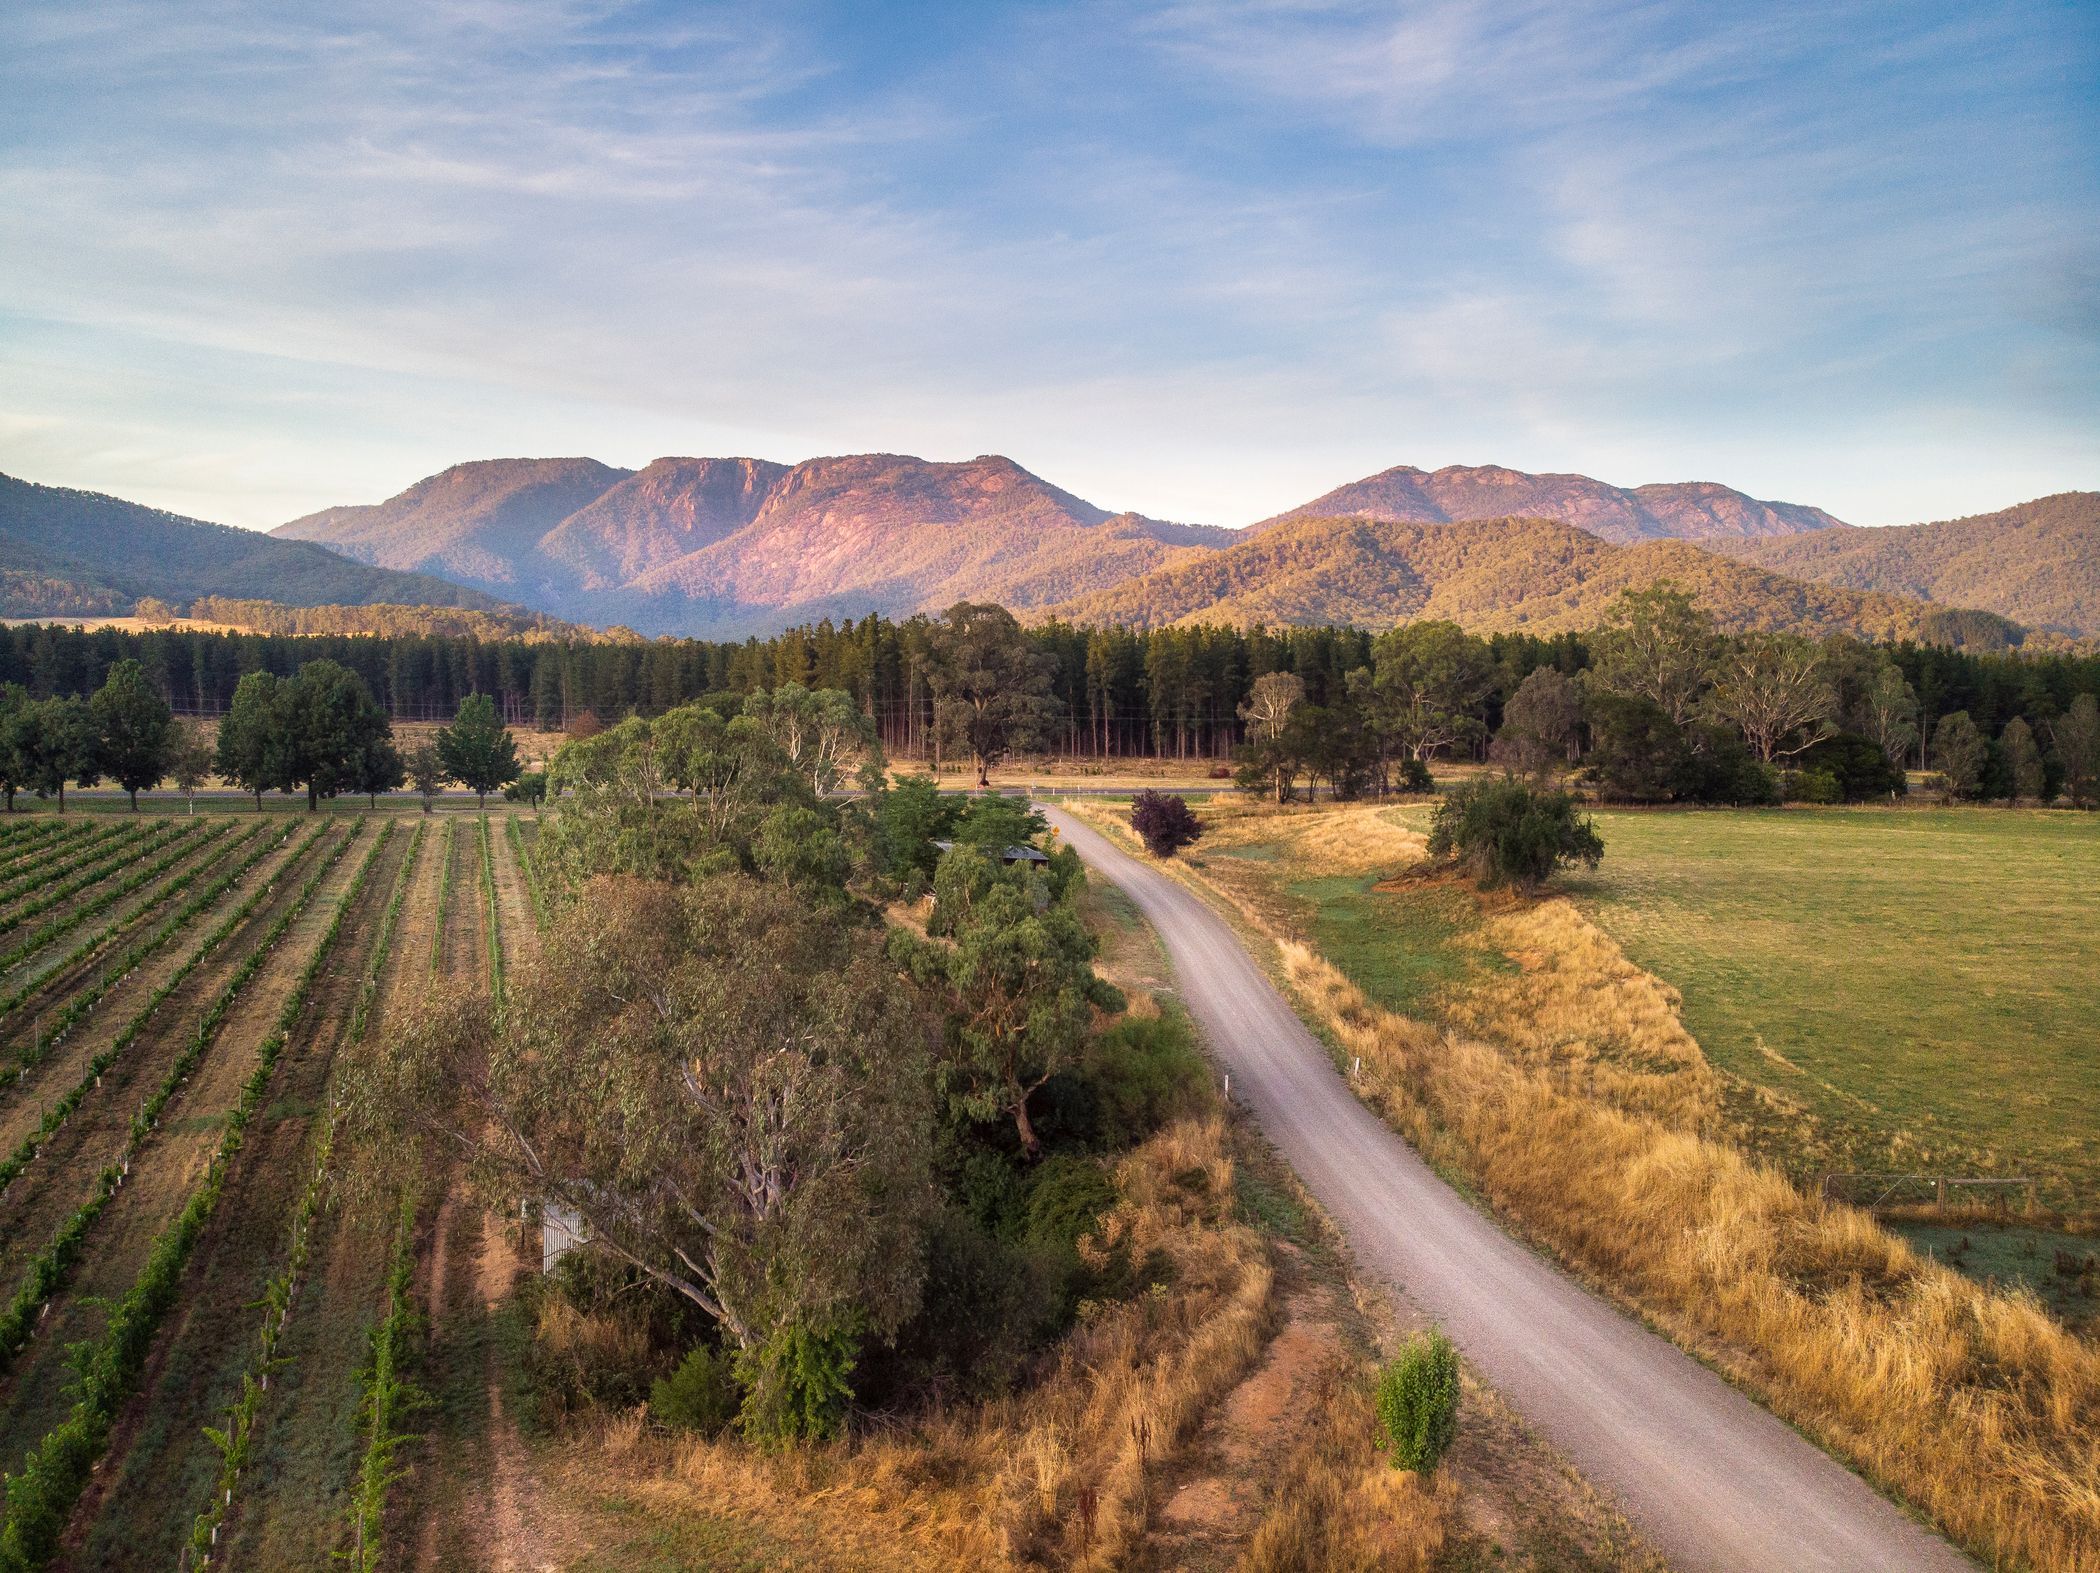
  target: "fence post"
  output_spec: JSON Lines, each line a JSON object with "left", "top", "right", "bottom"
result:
{"left": 1935, "top": 1177, "right": 1947, "bottom": 1209}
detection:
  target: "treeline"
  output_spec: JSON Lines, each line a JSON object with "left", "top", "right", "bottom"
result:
{"left": 1, "top": 598, "right": 2095, "bottom": 770}
{"left": 164, "top": 597, "right": 605, "bottom": 644}
{"left": 0, "top": 659, "right": 524, "bottom": 812}
{"left": 1225, "top": 586, "right": 2100, "bottom": 806}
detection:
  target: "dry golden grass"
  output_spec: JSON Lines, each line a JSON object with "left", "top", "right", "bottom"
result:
{"left": 1448, "top": 896, "right": 1721, "bottom": 1132}
{"left": 1193, "top": 800, "right": 1430, "bottom": 877}
{"left": 1236, "top": 1359, "right": 1456, "bottom": 1573}
{"left": 1281, "top": 941, "right": 2100, "bottom": 1572}
{"left": 575, "top": 1117, "right": 1278, "bottom": 1571}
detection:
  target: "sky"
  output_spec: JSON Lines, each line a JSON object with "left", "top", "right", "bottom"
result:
{"left": 0, "top": 0, "right": 2095, "bottom": 532}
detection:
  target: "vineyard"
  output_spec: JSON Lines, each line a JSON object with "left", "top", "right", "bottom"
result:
{"left": 0, "top": 809, "right": 546, "bottom": 1573}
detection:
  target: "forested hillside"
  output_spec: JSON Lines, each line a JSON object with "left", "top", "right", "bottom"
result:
{"left": 177, "top": 598, "right": 609, "bottom": 643}
{"left": 0, "top": 472, "right": 512, "bottom": 616}
{"left": 1710, "top": 492, "right": 2100, "bottom": 637}
{"left": 1259, "top": 463, "right": 1845, "bottom": 542}
{"left": 1047, "top": 514, "right": 2020, "bottom": 645}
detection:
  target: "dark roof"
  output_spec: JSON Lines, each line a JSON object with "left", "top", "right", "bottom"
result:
{"left": 931, "top": 839, "right": 1050, "bottom": 864}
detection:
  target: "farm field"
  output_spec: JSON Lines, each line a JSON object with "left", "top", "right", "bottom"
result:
{"left": 0, "top": 806, "right": 548, "bottom": 1572}
{"left": 1173, "top": 798, "right": 2100, "bottom": 1213}
{"left": 1566, "top": 807, "right": 2100, "bottom": 1205}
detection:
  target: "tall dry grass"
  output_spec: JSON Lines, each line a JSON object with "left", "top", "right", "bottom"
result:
{"left": 1448, "top": 896, "right": 1720, "bottom": 1132}
{"left": 1236, "top": 1357, "right": 1455, "bottom": 1573}
{"left": 1280, "top": 940, "right": 2100, "bottom": 1572}
{"left": 587, "top": 1117, "right": 1278, "bottom": 1570}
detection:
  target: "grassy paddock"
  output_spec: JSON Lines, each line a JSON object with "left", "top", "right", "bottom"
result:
{"left": 1565, "top": 807, "right": 2100, "bottom": 1203}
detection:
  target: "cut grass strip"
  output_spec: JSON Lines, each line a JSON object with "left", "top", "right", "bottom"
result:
{"left": 0, "top": 821, "right": 230, "bottom": 981}
{"left": 505, "top": 815, "right": 550, "bottom": 931}
{"left": 0, "top": 821, "right": 302, "bottom": 1080}
{"left": 344, "top": 1193, "right": 421, "bottom": 1573}
{"left": 349, "top": 820, "right": 425, "bottom": 1043}
{"left": 0, "top": 822, "right": 353, "bottom": 1374}
{"left": 0, "top": 820, "right": 382, "bottom": 1573}
{"left": 428, "top": 819, "right": 456, "bottom": 975}
{"left": 479, "top": 816, "right": 503, "bottom": 1007}
{"left": 184, "top": 1112, "right": 335, "bottom": 1570}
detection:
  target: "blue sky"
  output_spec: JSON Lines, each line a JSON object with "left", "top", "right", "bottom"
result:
{"left": 1, "top": 0, "right": 2094, "bottom": 530}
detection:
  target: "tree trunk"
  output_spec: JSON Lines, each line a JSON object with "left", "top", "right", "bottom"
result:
{"left": 254, "top": 788, "right": 263, "bottom": 812}
{"left": 1012, "top": 1093, "right": 1041, "bottom": 1160}
{"left": 129, "top": 787, "right": 139, "bottom": 812}
{"left": 308, "top": 782, "right": 319, "bottom": 811}
{"left": 56, "top": 783, "right": 64, "bottom": 814}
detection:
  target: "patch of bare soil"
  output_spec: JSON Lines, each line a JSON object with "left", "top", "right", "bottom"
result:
{"left": 476, "top": 1212, "right": 554, "bottom": 1573}
{"left": 1155, "top": 1271, "right": 1350, "bottom": 1560}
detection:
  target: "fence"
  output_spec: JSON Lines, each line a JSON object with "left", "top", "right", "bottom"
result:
{"left": 1821, "top": 1172, "right": 2039, "bottom": 1214}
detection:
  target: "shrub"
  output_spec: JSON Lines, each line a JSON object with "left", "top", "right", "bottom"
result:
{"left": 857, "top": 1206, "right": 1054, "bottom": 1405}
{"left": 734, "top": 1319, "right": 860, "bottom": 1446}
{"left": 1798, "top": 731, "right": 1906, "bottom": 801}
{"left": 1398, "top": 757, "right": 1434, "bottom": 793}
{"left": 1022, "top": 1155, "right": 1118, "bottom": 1252}
{"left": 1374, "top": 1331, "right": 1460, "bottom": 1472}
{"left": 1083, "top": 1006, "right": 1209, "bottom": 1147}
{"left": 1783, "top": 767, "right": 1842, "bottom": 805}
{"left": 650, "top": 1344, "right": 740, "bottom": 1436}
{"left": 1426, "top": 779, "right": 1603, "bottom": 892}
{"left": 1129, "top": 790, "right": 1201, "bottom": 857}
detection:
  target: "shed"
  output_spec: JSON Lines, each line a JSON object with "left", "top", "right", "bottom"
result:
{"left": 931, "top": 839, "right": 1050, "bottom": 867}
{"left": 542, "top": 1200, "right": 591, "bottom": 1273}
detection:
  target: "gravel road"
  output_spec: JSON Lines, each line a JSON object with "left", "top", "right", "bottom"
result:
{"left": 1043, "top": 803, "right": 1974, "bottom": 1573}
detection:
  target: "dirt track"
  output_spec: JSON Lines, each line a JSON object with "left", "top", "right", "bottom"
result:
{"left": 1043, "top": 803, "right": 1975, "bottom": 1573}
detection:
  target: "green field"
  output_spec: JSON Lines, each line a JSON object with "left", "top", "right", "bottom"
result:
{"left": 1567, "top": 807, "right": 2100, "bottom": 1205}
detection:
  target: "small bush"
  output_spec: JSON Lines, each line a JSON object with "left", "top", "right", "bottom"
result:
{"left": 1083, "top": 1005, "right": 1209, "bottom": 1147}
{"left": 735, "top": 1319, "right": 859, "bottom": 1446}
{"left": 1022, "top": 1155, "right": 1118, "bottom": 1252}
{"left": 1783, "top": 767, "right": 1842, "bottom": 804}
{"left": 1398, "top": 757, "right": 1434, "bottom": 793}
{"left": 1426, "top": 779, "right": 1603, "bottom": 891}
{"left": 650, "top": 1344, "right": 740, "bottom": 1436}
{"left": 1374, "top": 1331, "right": 1460, "bottom": 1472}
{"left": 1130, "top": 790, "right": 1202, "bottom": 857}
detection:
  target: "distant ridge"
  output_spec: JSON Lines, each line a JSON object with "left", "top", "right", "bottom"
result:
{"left": 1708, "top": 492, "right": 2100, "bottom": 637}
{"left": 1046, "top": 513, "right": 2022, "bottom": 647}
{"left": 276, "top": 451, "right": 1233, "bottom": 635}
{"left": 1258, "top": 464, "right": 1846, "bottom": 544}
{"left": 271, "top": 452, "right": 1866, "bottom": 636}
{"left": 0, "top": 471, "right": 513, "bottom": 617}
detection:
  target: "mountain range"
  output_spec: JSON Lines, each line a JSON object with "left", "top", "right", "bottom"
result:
{"left": 1047, "top": 514, "right": 2021, "bottom": 645}
{"left": 275, "top": 453, "right": 1233, "bottom": 634}
{"left": 3, "top": 452, "right": 2093, "bottom": 645}
{"left": 1706, "top": 493, "right": 2100, "bottom": 639}
{"left": 0, "top": 472, "right": 511, "bottom": 619}
{"left": 1253, "top": 464, "right": 1846, "bottom": 542}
